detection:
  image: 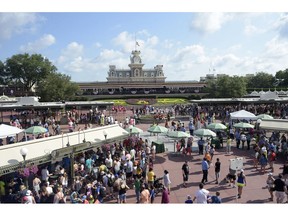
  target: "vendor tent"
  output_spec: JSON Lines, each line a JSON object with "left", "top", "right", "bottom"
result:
{"left": 230, "top": 110, "right": 257, "bottom": 121}
{"left": 259, "top": 119, "right": 288, "bottom": 131}
{"left": 0, "top": 124, "right": 23, "bottom": 137}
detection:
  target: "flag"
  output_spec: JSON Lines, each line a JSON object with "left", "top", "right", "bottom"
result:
{"left": 136, "top": 41, "right": 140, "bottom": 46}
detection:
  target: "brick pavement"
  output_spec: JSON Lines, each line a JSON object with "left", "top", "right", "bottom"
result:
{"left": 105, "top": 118, "right": 287, "bottom": 204}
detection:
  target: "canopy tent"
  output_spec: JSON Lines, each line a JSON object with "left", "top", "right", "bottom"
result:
{"left": 230, "top": 110, "right": 257, "bottom": 121}
{"left": 0, "top": 124, "right": 129, "bottom": 175}
{"left": 259, "top": 119, "right": 288, "bottom": 132}
{"left": 0, "top": 124, "right": 24, "bottom": 138}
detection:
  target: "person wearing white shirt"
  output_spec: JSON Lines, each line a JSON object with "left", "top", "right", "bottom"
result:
{"left": 193, "top": 183, "right": 210, "bottom": 204}
{"left": 41, "top": 166, "right": 51, "bottom": 182}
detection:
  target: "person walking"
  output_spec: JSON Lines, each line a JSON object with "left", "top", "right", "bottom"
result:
{"left": 273, "top": 174, "right": 286, "bottom": 203}
{"left": 201, "top": 157, "right": 209, "bottom": 184}
{"left": 163, "top": 170, "right": 171, "bottom": 194}
{"left": 182, "top": 161, "right": 189, "bottom": 187}
{"left": 236, "top": 169, "right": 246, "bottom": 199}
{"left": 266, "top": 172, "right": 275, "bottom": 201}
{"left": 215, "top": 158, "right": 221, "bottom": 184}
{"left": 226, "top": 136, "right": 232, "bottom": 154}
{"left": 161, "top": 186, "right": 170, "bottom": 204}
{"left": 193, "top": 183, "right": 210, "bottom": 204}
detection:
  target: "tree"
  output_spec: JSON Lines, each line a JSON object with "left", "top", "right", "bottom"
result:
{"left": 0, "top": 60, "right": 5, "bottom": 85}
{"left": 246, "top": 72, "right": 276, "bottom": 90}
{"left": 275, "top": 69, "right": 288, "bottom": 87}
{"left": 36, "top": 72, "right": 80, "bottom": 102}
{"left": 206, "top": 75, "right": 247, "bottom": 98}
{"left": 4, "top": 53, "right": 57, "bottom": 92}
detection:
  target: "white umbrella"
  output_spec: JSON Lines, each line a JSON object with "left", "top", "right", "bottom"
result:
{"left": 194, "top": 128, "right": 216, "bottom": 137}
{"left": 233, "top": 122, "right": 255, "bottom": 129}
{"left": 166, "top": 130, "right": 190, "bottom": 139}
{"left": 125, "top": 126, "right": 143, "bottom": 134}
{"left": 256, "top": 114, "right": 274, "bottom": 120}
{"left": 147, "top": 125, "right": 168, "bottom": 134}
{"left": 207, "top": 123, "right": 227, "bottom": 130}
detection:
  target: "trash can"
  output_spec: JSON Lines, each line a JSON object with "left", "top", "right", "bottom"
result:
{"left": 152, "top": 141, "right": 165, "bottom": 153}
{"left": 212, "top": 138, "right": 221, "bottom": 149}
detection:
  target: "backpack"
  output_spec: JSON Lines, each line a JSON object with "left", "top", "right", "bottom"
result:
{"left": 99, "top": 186, "right": 106, "bottom": 197}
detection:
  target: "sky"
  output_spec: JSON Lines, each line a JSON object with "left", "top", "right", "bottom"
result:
{"left": 1, "top": 1, "right": 288, "bottom": 83}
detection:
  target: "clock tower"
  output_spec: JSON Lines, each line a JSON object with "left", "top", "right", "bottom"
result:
{"left": 129, "top": 50, "right": 144, "bottom": 78}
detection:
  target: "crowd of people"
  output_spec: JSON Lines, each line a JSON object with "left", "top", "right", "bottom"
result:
{"left": 2, "top": 102, "right": 288, "bottom": 204}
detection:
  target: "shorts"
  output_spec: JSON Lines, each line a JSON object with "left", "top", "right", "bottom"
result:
{"left": 227, "top": 174, "right": 236, "bottom": 181}
{"left": 183, "top": 174, "right": 188, "bottom": 181}
{"left": 275, "top": 191, "right": 285, "bottom": 201}
{"left": 237, "top": 182, "right": 245, "bottom": 187}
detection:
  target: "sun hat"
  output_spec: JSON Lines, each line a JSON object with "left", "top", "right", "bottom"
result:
{"left": 26, "top": 190, "right": 32, "bottom": 196}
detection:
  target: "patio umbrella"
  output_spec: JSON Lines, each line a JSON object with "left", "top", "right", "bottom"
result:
{"left": 24, "top": 126, "right": 48, "bottom": 134}
{"left": 147, "top": 125, "right": 168, "bottom": 134}
{"left": 206, "top": 123, "right": 227, "bottom": 130}
{"left": 125, "top": 126, "right": 143, "bottom": 134}
{"left": 194, "top": 128, "right": 216, "bottom": 137}
{"left": 166, "top": 130, "right": 190, "bottom": 139}
{"left": 256, "top": 114, "right": 274, "bottom": 120}
{"left": 233, "top": 122, "right": 255, "bottom": 129}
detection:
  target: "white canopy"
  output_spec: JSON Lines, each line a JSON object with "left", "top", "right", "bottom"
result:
{"left": 0, "top": 124, "right": 24, "bottom": 138}
{"left": 259, "top": 119, "right": 288, "bottom": 131}
{"left": 230, "top": 110, "right": 257, "bottom": 121}
{"left": 0, "top": 124, "right": 129, "bottom": 173}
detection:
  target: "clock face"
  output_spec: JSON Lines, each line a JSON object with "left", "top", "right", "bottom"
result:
{"left": 134, "top": 56, "right": 140, "bottom": 63}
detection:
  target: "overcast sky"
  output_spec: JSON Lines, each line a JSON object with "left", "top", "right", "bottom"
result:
{"left": 1, "top": 1, "right": 288, "bottom": 82}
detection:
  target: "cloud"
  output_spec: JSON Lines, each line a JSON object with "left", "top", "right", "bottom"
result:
{"left": 0, "top": 13, "right": 41, "bottom": 40}
{"left": 244, "top": 24, "right": 265, "bottom": 36}
{"left": 273, "top": 13, "right": 288, "bottom": 38}
{"left": 191, "top": 12, "right": 234, "bottom": 34}
{"left": 19, "top": 34, "right": 56, "bottom": 52}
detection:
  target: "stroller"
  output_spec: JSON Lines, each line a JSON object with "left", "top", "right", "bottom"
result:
{"left": 153, "top": 177, "right": 164, "bottom": 195}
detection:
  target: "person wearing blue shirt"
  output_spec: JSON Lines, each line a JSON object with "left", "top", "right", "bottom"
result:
{"left": 185, "top": 195, "right": 193, "bottom": 203}
{"left": 209, "top": 191, "right": 222, "bottom": 203}
{"left": 198, "top": 137, "right": 205, "bottom": 155}
{"left": 201, "top": 157, "right": 209, "bottom": 184}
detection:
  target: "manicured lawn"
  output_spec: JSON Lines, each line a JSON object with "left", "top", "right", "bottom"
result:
{"left": 95, "top": 98, "right": 189, "bottom": 106}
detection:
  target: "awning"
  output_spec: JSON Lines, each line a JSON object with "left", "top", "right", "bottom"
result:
{"left": 0, "top": 124, "right": 129, "bottom": 175}
{"left": 259, "top": 119, "right": 288, "bottom": 132}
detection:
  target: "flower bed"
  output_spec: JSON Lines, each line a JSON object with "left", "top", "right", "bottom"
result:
{"left": 125, "top": 98, "right": 157, "bottom": 105}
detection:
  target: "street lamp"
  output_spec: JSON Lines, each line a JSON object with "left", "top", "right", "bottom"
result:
{"left": 103, "top": 130, "right": 107, "bottom": 140}
{"left": 20, "top": 147, "right": 28, "bottom": 161}
{"left": 66, "top": 134, "right": 70, "bottom": 147}
{"left": 20, "top": 147, "right": 28, "bottom": 188}
{"left": 129, "top": 125, "right": 133, "bottom": 136}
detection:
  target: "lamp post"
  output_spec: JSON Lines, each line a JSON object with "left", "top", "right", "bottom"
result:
{"left": 83, "top": 129, "right": 86, "bottom": 143}
{"left": 20, "top": 147, "right": 28, "bottom": 188}
{"left": 129, "top": 125, "right": 133, "bottom": 136}
{"left": 103, "top": 130, "right": 107, "bottom": 141}
{"left": 66, "top": 134, "right": 70, "bottom": 147}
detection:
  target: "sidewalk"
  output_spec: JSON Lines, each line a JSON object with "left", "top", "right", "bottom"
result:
{"left": 106, "top": 120, "right": 287, "bottom": 204}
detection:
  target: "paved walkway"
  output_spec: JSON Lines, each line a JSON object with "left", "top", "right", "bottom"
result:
{"left": 106, "top": 118, "right": 287, "bottom": 204}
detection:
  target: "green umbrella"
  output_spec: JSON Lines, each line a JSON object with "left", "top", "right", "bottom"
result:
{"left": 24, "top": 126, "right": 48, "bottom": 134}
{"left": 207, "top": 123, "right": 227, "bottom": 130}
{"left": 166, "top": 130, "right": 191, "bottom": 139}
{"left": 125, "top": 126, "right": 143, "bottom": 134}
{"left": 233, "top": 122, "right": 254, "bottom": 129}
{"left": 256, "top": 114, "right": 274, "bottom": 120}
{"left": 147, "top": 125, "right": 168, "bottom": 134}
{"left": 194, "top": 128, "right": 216, "bottom": 137}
